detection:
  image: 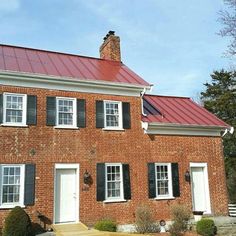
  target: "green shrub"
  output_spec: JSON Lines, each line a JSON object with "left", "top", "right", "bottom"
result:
{"left": 169, "top": 204, "right": 191, "bottom": 236}
{"left": 94, "top": 219, "right": 117, "bottom": 232}
{"left": 135, "top": 204, "right": 159, "bottom": 234}
{"left": 2, "top": 206, "right": 34, "bottom": 236}
{"left": 196, "top": 218, "right": 216, "bottom": 236}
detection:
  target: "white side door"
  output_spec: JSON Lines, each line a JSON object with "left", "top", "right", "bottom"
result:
{"left": 191, "top": 165, "right": 211, "bottom": 213}
{"left": 55, "top": 169, "right": 77, "bottom": 223}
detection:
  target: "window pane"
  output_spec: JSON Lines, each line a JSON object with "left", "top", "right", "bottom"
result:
{"left": 106, "top": 165, "right": 121, "bottom": 198}
{"left": 156, "top": 164, "right": 169, "bottom": 196}
{"left": 57, "top": 99, "right": 74, "bottom": 125}
{"left": 105, "top": 102, "right": 120, "bottom": 127}
{"left": 5, "top": 95, "right": 24, "bottom": 123}
{"left": 2, "top": 167, "right": 21, "bottom": 204}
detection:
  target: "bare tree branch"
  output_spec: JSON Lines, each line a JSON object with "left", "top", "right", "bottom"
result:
{"left": 218, "top": 0, "right": 236, "bottom": 57}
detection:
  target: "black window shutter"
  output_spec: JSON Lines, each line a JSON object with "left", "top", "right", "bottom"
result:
{"left": 148, "top": 163, "right": 156, "bottom": 198}
{"left": 77, "top": 99, "right": 86, "bottom": 128}
{"left": 46, "top": 97, "right": 56, "bottom": 126}
{"left": 96, "top": 101, "right": 104, "bottom": 128}
{"left": 122, "top": 164, "right": 131, "bottom": 200}
{"left": 96, "top": 163, "right": 105, "bottom": 201}
{"left": 0, "top": 94, "right": 3, "bottom": 124}
{"left": 27, "top": 95, "right": 37, "bottom": 125}
{"left": 171, "top": 163, "right": 180, "bottom": 197}
{"left": 122, "top": 102, "right": 131, "bottom": 129}
{"left": 24, "top": 164, "right": 36, "bottom": 206}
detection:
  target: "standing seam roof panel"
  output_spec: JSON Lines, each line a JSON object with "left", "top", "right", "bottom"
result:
{"left": 143, "top": 95, "right": 229, "bottom": 127}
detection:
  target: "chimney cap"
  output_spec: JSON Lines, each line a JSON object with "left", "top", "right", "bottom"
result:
{"left": 103, "top": 31, "right": 116, "bottom": 42}
{"left": 108, "top": 30, "right": 115, "bottom": 35}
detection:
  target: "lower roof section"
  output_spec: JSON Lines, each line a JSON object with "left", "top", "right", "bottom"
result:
{"left": 142, "top": 94, "right": 231, "bottom": 136}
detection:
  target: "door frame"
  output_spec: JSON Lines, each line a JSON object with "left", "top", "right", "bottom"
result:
{"left": 53, "top": 163, "right": 80, "bottom": 224}
{"left": 190, "top": 162, "right": 211, "bottom": 214}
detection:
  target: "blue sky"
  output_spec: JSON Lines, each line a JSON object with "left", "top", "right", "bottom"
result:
{"left": 0, "top": 0, "right": 230, "bottom": 99}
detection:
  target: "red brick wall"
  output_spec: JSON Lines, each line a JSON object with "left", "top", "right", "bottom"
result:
{"left": 0, "top": 85, "right": 229, "bottom": 227}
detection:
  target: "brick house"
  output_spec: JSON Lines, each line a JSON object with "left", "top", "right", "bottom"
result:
{"left": 0, "top": 31, "right": 232, "bottom": 227}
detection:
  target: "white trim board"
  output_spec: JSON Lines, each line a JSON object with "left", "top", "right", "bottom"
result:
{"left": 142, "top": 122, "right": 227, "bottom": 137}
{"left": 0, "top": 71, "right": 151, "bottom": 97}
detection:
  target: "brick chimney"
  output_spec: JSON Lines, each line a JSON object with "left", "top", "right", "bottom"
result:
{"left": 100, "top": 31, "right": 121, "bottom": 61}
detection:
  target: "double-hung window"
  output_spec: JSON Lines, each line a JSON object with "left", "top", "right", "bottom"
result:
{"left": 56, "top": 97, "right": 76, "bottom": 128}
{"left": 3, "top": 93, "right": 27, "bottom": 126}
{"left": 104, "top": 101, "right": 122, "bottom": 129}
{"left": 155, "top": 163, "right": 173, "bottom": 198}
{"left": 105, "top": 164, "right": 124, "bottom": 201}
{"left": 0, "top": 165, "right": 25, "bottom": 208}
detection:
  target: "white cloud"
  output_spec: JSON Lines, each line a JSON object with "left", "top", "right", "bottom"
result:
{"left": 0, "top": 0, "right": 20, "bottom": 12}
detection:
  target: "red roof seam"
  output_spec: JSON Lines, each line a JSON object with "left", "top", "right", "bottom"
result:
{"left": 0, "top": 47, "right": 6, "bottom": 70}
{"left": 188, "top": 99, "right": 227, "bottom": 125}
{"left": 76, "top": 57, "right": 99, "bottom": 81}
{"left": 24, "top": 49, "right": 34, "bottom": 73}
{"left": 120, "top": 66, "right": 145, "bottom": 85}
{"left": 57, "top": 55, "right": 75, "bottom": 78}
{"left": 89, "top": 59, "right": 112, "bottom": 82}
{"left": 148, "top": 96, "right": 190, "bottom": 124}
{"left": 67, "top": 55, "right": 86, "bottom": 78}
{"left": 47, "top": 52, "right": 63, "bottom": 76}
{"left": 180, "top": 99, "right": 217, "bottom": 125}
{"left": 34, "top": 50, "right": 47, "bottom": 75}
{"left": 170, "top": 97, "right": 207, "bottom": 125}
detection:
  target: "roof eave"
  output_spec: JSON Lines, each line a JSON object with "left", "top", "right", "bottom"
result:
{"left": 0, "top": 70, "right": 152, "bottom": 97}
{"left": 142, "top": 121, "right": 230, "bottom": 137}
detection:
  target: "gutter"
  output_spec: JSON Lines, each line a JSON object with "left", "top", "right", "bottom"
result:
{"left": 142, "top": 121, "right": 230, "bottom": 137}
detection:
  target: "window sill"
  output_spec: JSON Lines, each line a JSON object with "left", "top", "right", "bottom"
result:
{"left": 102, "top": 128, "right": 125, "bottom": 131}
{"left": 103, "top": 199, "right": 127, "bottom": 203}
{"left": 0, "top": 204, "right": 25, "bottom": 209}
{"left": 54, "top": 126, "right": 79, "bottom": 130}
{"left": 154, "top": 196, "right": 175, "bottom": 200}
{"left": 1, "top": 124, "right": 28, "bottom": 128}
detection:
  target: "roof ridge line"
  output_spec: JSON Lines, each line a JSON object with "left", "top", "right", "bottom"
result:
{"left": 0, "top": 43, "right": 123, "bottom": 63}
{"left": 145, "top": 94, "right": 190, "bottom": 99}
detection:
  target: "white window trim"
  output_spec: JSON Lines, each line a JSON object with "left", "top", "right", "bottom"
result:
{"left": 155, "top": 163, "right": 174, "bottom": 200}
{"left": 103, "top": 100, "right": 123, "bottom": 130}
{"left": 104, "top": 163, "right": 125, "bottom": 202}
{"left": 0, "top": 164, "right": 25, "bottom": 209}
{"left": 55, "top": 97, "right": 77, "bottom": 129}
{"left": 2, "top": 93, "right": 27, "bottom": 127}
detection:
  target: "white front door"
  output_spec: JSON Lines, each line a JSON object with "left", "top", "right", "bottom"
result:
{"left": 190, "top": 165, "right": 211, "bottom": 213}
{"left": 55, "top": 168, "right": 78, "bottom": 223}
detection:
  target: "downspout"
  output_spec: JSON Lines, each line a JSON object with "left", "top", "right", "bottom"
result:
{"left": 141, "top": 87, "right": 149, "bottom": 133}
{"left": 141, "top": 88, "right": 147, "bottom": 116}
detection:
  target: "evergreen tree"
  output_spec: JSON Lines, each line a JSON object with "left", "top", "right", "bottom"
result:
{"left": 201, "top": 69, "right": 236, "bottom": 202}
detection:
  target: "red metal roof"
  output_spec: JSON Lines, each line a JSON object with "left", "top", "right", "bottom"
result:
{"left": 0, "top": 44, "right": 150, "bottom": 86}
{"left": 143, "top": 95, "right": 229, "bottom": 127}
